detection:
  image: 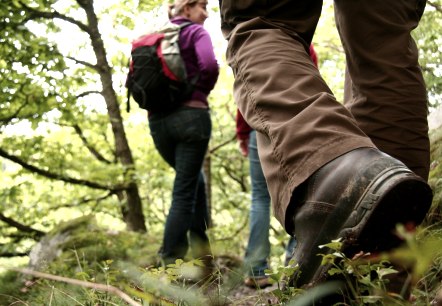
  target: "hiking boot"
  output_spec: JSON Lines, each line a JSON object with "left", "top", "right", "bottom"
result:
{"left": 287, "top": 148, "right": 433, "bottom": 287}
{"left": 244, "top": 276, "right": 272, "bottom": 289}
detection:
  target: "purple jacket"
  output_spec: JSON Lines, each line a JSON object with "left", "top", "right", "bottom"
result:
{"left": 171, "top": 17, "right": 219, "bottom": 106}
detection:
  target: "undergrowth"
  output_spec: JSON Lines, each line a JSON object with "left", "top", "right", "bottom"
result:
{"left": 0, "top": 219, "right": 441, "bottom": 305}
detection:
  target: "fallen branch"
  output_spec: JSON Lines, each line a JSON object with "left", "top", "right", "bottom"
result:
{"left": 7, "top": 267, "right": 141, "bottom": 306}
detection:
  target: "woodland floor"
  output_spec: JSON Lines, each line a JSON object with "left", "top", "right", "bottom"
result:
{"left": 221, "top": 282, "right": 280, "bottom": 306}
{"left": 202, "top": 255, "right": 282, "bottom": 306}
{"left": 204, "top": 255, "right": 442, "bottom": 306}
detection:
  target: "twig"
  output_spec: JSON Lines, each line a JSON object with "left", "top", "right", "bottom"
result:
{"left": 7, "top": 267, "right": 141, "bottom": 306}
{"left": 209, "top": 134, "right": 236, "bottom": 154}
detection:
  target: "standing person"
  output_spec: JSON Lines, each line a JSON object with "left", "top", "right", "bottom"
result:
{"left": 148, "top": 0, "right": 219, "bottom": 272}
{"left": 237, "top": 119, "right": 298, "bottom": 289}
{"left": 238, "top": 45, "right": 318, "bottom": 289}
{"left": 219, "top": 0, "right": 433, "bottom": 296}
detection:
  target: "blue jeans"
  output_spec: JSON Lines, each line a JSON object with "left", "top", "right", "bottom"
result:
{"left": 244, "top": 130, "right": 297, "bottom": 277}
{"left": 148, "top": 106, "right": 212, "bottom": 265}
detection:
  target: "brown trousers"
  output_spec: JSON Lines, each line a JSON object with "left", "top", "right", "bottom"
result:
{"left": 220, "top": 0, "right": 429, "bottom": 230}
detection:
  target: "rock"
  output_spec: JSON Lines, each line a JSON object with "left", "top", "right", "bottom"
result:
{"left": 27, "top": 215, "right": 96, "bottom": 271}
{"left": 28, "top": 231, "right": 70, "bottom": 271}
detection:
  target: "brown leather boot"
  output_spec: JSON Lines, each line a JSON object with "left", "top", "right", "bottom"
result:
{"left": 287, "top": 148, "right": 433, "bottom": 288}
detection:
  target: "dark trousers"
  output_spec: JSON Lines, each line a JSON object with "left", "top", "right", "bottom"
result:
{"left": 219, "top": 0, "right": 429, "bottom": 230}
{"left": 149, "top": 106, "right": 212, "bottom": 264}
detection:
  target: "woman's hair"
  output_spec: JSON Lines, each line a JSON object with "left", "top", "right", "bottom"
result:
{"left": 168, "top": 0, "right": 200, "bottom": 18}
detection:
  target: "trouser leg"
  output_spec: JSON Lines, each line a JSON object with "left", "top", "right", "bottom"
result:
{"left": 150, "top": 108, "right": 211, "bottom": 264}
{"left": 162, "top": 145, "right": 209, "bottom": 263}
{"left": 189, "top": 172, "right": 212, "bottom": 259}
{"left": 336, "top": 0, "right": 430, "bottom": 180}
{"left": 244, "top": 130, "right": 271, "bottom": 277}
{"left": 220, "top": 1, "right": 374, "bottom": 230}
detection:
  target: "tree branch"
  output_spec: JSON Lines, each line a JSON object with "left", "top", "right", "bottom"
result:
{"left": 73, "top": 124, "right": 112, "bottom": 164}
{"left": 0, "top": 212, "right": 45, "bottom": 238}
{"left": 1, "top": 232, "right": 40, "bottom": 243}
{"left": 19, "top": 1, "right": 90, "bottom": 34}
{"left": 212, "top": 154, "right": 248, "bottom": 192}
{"left": 0, "top": 147, "right": 124, "bottom": 192}
{"left": 67, "top": 56, "right": 98, "bottom": 70}
{"left": 50, "top": 192, "right": 114, "bottom": 211}
{"left": 0, "top": 251, "right": 29, "bottom": 258}
{"left": 0, "top": 83, "right": 33, "bottom": 124}
{"left": 0, "top": 102, "right": 27, "bottom": 125}
{"left": 214, "top": 215, "right": 248, "bottom": 242}
{"left": 76, "top": 90, "right": 102, "bottom": 99}
{"left": 428, "top": 0, "right": 442, "bottom": 13}
{"left": 209, "top": 134, "right": 236, "bottom": 154}
{"left": 45, "top": 119, "right": 117, "bottom": 163}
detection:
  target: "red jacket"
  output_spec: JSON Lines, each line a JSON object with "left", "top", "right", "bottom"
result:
{"left": 236, "top": 44, "right": 319, "bottom": 141}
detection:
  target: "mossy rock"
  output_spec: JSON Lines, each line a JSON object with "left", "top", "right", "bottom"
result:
{"left": 0, "top": 216, "right": 162, "bottom": 305}
{"left": 29, "top": 215, "right": 159, "bottom": 276}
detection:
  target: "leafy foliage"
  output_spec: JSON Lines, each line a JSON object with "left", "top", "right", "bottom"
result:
{"left": 415, "top": 1, "right": 442, "bottom": 108}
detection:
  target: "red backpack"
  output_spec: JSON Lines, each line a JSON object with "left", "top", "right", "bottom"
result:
{"left": 126, "top": 22, "right": 194, "bottom": 113}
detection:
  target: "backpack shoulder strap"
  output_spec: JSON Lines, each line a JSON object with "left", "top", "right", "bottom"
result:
{"left": 178, "top": 21, "right": 193, "bottom": 30}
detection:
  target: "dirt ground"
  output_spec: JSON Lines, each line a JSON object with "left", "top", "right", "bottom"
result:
{"left": 202, "top": 255, "right": 281, "bottom": 306}
{"left": 221, "top": 282, "right": 280, "bottom": 306}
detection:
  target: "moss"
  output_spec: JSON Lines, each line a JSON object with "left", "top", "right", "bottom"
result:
{"left": 45, "top": 215, "right": 98, "bottom": 238}
{"left": 45, "top": 219, "right": 159, "bottom": 275}
{"left": 0, "top": 216, "right": 161, "bottom": 305}
{"left": 0, "top": 270, "right": 26, "bottom": 305}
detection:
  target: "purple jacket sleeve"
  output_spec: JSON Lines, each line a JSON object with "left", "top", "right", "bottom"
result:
{"left": 190, "top": 26, "right": 219, "bottom": 95}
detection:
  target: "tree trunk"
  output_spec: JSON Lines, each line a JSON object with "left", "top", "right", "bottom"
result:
{"left": 83, "top": 0, "right": 146, "bottom": 232}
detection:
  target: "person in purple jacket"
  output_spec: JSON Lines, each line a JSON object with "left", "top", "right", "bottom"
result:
{"left": 148, "top": 0, "right": 219, "bottom": 273}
